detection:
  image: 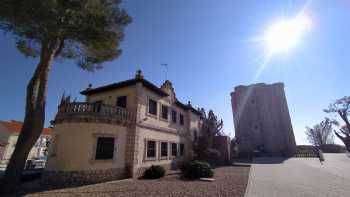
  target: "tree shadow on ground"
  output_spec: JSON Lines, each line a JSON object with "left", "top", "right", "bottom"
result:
{"left": 5, "top": 178, "right": 127, "bottom": 197}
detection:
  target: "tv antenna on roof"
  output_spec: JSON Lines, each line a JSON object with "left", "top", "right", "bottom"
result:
{"left": 161, "top": 63, "right": 168, "bottom": 80}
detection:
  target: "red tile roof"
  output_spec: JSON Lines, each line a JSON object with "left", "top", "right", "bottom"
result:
{"left": 0, "top": 120, "right": 52, "bottom": 136}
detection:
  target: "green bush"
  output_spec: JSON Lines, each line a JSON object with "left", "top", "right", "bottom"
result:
{"left": 181, "top": 160, "right": 214, "bottom": 179}
{"left": 203, "top": 148, "right": 221, "bottom": 166}
{"left": 143, "top": 165, "right": 165, "bottom": 179}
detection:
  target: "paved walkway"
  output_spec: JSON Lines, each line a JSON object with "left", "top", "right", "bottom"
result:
{"left": 245, "top": 154, "right": 350, "bottom": 197}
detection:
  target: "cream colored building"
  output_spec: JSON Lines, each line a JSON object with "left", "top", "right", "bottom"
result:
{"left": 43, "top": 70, "right": 202, "bottom": 185}
{"left": 0, "top": 120, "right": 52, "bottom": 169}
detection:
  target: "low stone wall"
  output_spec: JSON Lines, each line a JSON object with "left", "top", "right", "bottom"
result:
{"left": 42, "top": 168, "right": 127, "bottom": 186}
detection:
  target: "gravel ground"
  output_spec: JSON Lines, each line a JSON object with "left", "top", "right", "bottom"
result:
{"left": 11, "top": 166, "right": 250, "bottom": 197}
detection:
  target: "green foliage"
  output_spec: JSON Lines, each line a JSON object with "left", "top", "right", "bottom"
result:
{"left": 143, "top": 165, "right": 166, "bottom": 179}
{"left": 0, "top": 0, "right": 131, "bottom": 71}
{"left": 181, "top": 160, "right": 214, "bottom": 179}
{"left": 203, "top": 148, "right": 221, "bottom": 166}
{"left": 193, "top": 109, "right": 224, "bottom": 165}
{"left": 200, "top": 109, "right": 224, "bottom": 138}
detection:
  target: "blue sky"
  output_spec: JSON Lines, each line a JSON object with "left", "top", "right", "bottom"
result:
{"left": 0, "top": 0, "right": 349, "bottom": 145}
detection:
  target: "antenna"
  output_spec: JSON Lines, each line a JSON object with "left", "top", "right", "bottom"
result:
{"left": 161, "top": 63, "right": 168, "bottom": 80}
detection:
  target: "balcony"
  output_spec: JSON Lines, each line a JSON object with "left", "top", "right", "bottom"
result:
{"left": 53, "top": 102, "right": 134, "bottom": 125}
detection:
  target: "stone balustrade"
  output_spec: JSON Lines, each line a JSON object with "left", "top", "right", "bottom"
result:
{"left": 53, "top": 102, "right": 134, "bottom": 125}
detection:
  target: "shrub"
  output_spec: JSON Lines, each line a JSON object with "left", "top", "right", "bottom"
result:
{"left": 203, "top": 148, "right": 221, "bottom": 165}
{"left": 143, "top": 165, "right": 165, "bottom": 179}
{"left": 194, "top": 146, "right": 221, "bottom": 166}
{"left": 181, "top": 160, "right": 214, "bottom": 179}
{"left": 21, "top": 170, "right": 42, "bottom": 182}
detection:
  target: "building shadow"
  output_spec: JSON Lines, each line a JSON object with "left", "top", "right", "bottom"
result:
{"left": 250, "top": 157, "right": 290, "bottom": 164}
{"left": 231, "top": 156, "right": 291, "bottom": 165}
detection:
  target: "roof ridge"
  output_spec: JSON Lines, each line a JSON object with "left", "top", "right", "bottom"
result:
{"left": 81, "top": 77, "right": 169, "bottom": 97}
{"left": 0, "top": 120, "right": 52, "bottom": 135}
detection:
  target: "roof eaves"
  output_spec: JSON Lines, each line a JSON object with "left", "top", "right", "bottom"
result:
{"left": 80, "top": 78, "right": 169, "bottom": 97}
{"left": 174, "top": 100, "right": 201, "bottom": 116}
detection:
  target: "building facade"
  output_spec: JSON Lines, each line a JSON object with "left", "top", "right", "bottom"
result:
{"left": 43, "top": 70, "right": 202, "bottom": 185}
{"left": 231, "top": 83, "right": 296, "bottom": 156}
{"left": 0, "top": 120, "right": 52, "bottom": 169}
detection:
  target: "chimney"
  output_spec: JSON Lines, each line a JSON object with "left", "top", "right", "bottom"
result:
{"left": 135, "top": 70, "right": 144, "bottom": 79}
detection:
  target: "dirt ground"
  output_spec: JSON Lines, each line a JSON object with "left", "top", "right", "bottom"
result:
{"left": 9, "top": 166, "right": 250, "bottom": 197}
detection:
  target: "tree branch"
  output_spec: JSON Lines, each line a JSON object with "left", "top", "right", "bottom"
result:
{"left": 334, "top": 131, "right": 345, "bottom": 140}
{"left": 54, "top": 39, "right": 64, "bottom": 58}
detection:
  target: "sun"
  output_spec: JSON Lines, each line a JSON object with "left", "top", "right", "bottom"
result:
{"left": 265, "top": 15, "right": 312, "bottom": 54}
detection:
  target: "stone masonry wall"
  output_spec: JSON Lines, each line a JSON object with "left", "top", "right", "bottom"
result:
{"left": 231, "top": 83, "right": 296, "bottom": 156}
{"left": 42, "top": 168, "right": 126, "bottom": 186}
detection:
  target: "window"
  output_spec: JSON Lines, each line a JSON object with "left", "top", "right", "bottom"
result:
{"left": 161, "top": 142, "right": 168, "bottom": 157}
{"left": 172, "top": 110, "right": 177, "bottom": 123}
{"left": 171, "top": 143, "right": 177, "bottom": 157}
{"left": 193, "top": 130, "right": 198, "bottom": 142}
{"left": 180, "top": 114, "right": 184, "bottom": 125}
{"left": 148, "top": 99, "right": 157, "bottom": 115}
{"left": 180, "top": 143, "right": 185, "bottom": 156}
{"left": 95, "top": 137, "right": 115, "bottom": 160}
{"left": 116, "top": 96, "right": 127, "bottom": 108}
{"left": 161, "top": 105, "right": 168, "bottom": 120}
{"left": 146, "top": 140, "right": 156, "bottom": 158}
{"left": 93, "top": 100, "right": 102, "bottom": 112}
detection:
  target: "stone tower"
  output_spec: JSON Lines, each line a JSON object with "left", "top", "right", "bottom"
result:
{"left": 231, "top": 83, "right": 296, "bottom": 156}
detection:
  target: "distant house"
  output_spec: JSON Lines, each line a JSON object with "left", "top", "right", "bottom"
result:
{"left": 0, "top": 120, "right": 52, "bottom": 168}
{"left": 43, "top": 70, "right": 203, "bottom": 185}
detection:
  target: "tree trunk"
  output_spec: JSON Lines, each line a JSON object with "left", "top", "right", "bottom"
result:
{"left": 344, "top": 138, "right": 350, "bottom": 152}
{"left": 337, "top": 111, "right": 350, "bottom": 151}
{"left": 0, "top": 39, "right": 60, "bottom": 194}
{"left": 338, "top": 111, "right": 350, "bottom": 133}
{"left": 334, "top": 132, "right": 350, "bottom": 151}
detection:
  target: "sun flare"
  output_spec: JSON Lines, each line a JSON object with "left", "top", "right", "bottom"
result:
{"left": 265, "top": 15, "right": 312, "bottom": 54}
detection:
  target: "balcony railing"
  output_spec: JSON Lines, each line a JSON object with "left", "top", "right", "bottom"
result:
{"left": 55, "top": 102, "right": 133, "bottom": 124}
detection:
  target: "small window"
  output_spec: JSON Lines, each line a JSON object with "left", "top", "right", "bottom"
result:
{"left": 148, "top": 99, "right": 157, "bottom": 115}
{"left": 171, "top": 143, "right": 177, "bottom": 157}
{"left": 116, "top": 96, "right": 127, "bottom": 108}
{"left": 93, "top": 100, "right": 102, "bottom": 112}
{"left": 161, "top": 142, "right": 168, "bottom": 157}
{"left": 193, "top": 130, "right": 198, "bottom": 142}
{"left": 161, "top": 105, "right": 168, "bottom": 120}
{"left": 146, "top": 140, "right": 156, "bottom": 158}
{"left": 95, "top": 137, "right": 115, "bottom": 160}
{"left": 180, "top": 143, "right": 185, "bottom": 156}
{"left": 180, "top": 114, "right": 184, "bottom": 125}
{"left": 172, "top": 110, "right": 177, "bottom": 123}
